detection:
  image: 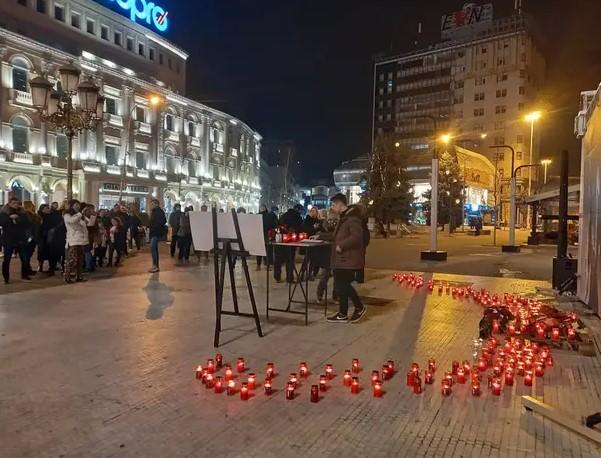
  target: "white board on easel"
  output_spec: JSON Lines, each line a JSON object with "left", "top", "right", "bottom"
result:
{"left": 189, "top": 211, "right": 266, "bottom": 257}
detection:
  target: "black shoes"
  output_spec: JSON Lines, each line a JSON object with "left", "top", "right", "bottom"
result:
{"left": 327, "top": 312, "right": 348, "bottom": 323}
{"left": 350, "top": 307, "right": 367, "bottom": 323}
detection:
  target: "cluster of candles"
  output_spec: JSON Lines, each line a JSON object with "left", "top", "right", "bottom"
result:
{"left": 279, "top": 232, "right": 309, "bottom": 243}
{"left": 392, "top": 273, "right": 581, "bottom": 343}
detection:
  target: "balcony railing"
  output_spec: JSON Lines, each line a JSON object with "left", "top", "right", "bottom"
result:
{"left": 135, "top": 121, "right": 152, "bottom": 134}
{"left": 164, "top": 130, "right": 180, "bottom": 142}
{"left": 107, "top": 114, "right": 123, "bottom": 128}
{"left": 13, "top": 152, "right": 33, "bottom": 164}
{"left": 213, "top": 143, "right": 224, "bottom": 153}
{"left": 137, "top": 169, "right": 149, "bottom": 178}
{"left": 9, "top": 89, "right": 33, "bottom": 107}
{"left": 189, "top": 136, "right": 201, "bottom": 147}
{"left": 107, "top": 164, "right": 121, "bottom": 175}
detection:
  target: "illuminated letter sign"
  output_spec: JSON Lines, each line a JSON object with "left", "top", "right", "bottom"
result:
{"left": 106, "top": 0, "right": 169, "bottom": 33}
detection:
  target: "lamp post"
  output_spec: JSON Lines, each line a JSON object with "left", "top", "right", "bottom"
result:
{"left": 489, "top": 145, "right": 517, "bottom": 251}
{"left": 541, "top": 159, "right": 552, "bottom": 184}
{"left": 30, "top": 63, "right": 103, "bottom": 201}
{"left": 525, "top": 111, "right": 541, "bottom": 228}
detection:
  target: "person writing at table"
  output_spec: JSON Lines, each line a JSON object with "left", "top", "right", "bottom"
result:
{"left": 274, "top": 204, "right": 303, "bottom": 283}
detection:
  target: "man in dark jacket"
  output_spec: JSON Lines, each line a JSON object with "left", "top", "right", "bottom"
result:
{"left": 257, "top": 204, "right": 278, "bottom": 270}
{"left": 148, "top": 199, "right": 167, "bottom": 273}
{"left": 274, "top": 204, "right": 304, "bottom": 282}
{"left": 321, "top": 194, "right": 366, "bottom": 323}
{"left": 0, "top": 197, "right": 33, "bottom": 283}
{"left": 168, "top": 203, "right": 182, "bottom": 258}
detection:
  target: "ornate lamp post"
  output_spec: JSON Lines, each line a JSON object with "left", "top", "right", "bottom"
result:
{"left": 30, "top": 63, "right": 103, "bottom": 201}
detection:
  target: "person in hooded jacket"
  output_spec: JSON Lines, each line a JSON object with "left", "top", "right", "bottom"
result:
{"left": 0, "top": 197, "right": 33, "bottom": 283}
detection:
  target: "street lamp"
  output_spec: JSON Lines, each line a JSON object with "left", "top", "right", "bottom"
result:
{"left": 541, "top": 159, "right": 552, "bottom": 184}
{"left": 489, "top": 145, "right": 516, "bottom": 251}
{"left": 30, "top": 64, "right": 103, "bottom": 201}
{"left": 524, "top": 110, "right": 542, "bottom": 228}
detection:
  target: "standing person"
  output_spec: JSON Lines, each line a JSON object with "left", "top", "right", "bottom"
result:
{"left": 315, "top": 208, "right": 339, "bottom": 303}
{"left": 0, "top": 197, "right": 33, "bottom": 283}
{"left": 177, "top": 206, "right": 193, "bottom": 264}
{"left": 148, "top": 198, "right": 167, "bottom": 273}
{"left": 37, "top": 204, "right": 51, "bottom": 272}
{"left": 257, "top": 204, "right": 278, "bottom": 270}
{"left": 94, "top": 209, "right": 109, "bottom": 267}
{"left": 168, "top": 203, "right": 182, "bottom": 258}
{"left": 23, "top": 200, "right": 42, "bottom": 276}
{"left": 108, "top": 217, "right": 127, "bottom": 267}
{"left": 128, "top": 204, "right": 143, "bottom": 251}
{"left": 83, "top": 205, "right": 98, "bottom": 272}
{"left": 198, "top": 204, "right": 210, "bottom": 261}
{"left": 63, "top": 199, "right": 89, "bottom": 283}
{"left": 53, "top": 203, "right": 68, "bottom": 275}
{"left": 320, "top": 194, "right": 367, "bottom": 323}
{"left": 303, "top": 206, "right": 321, "bottom": 279}
{"left": 51, "top": 201, "right": 59, "bottom": 212}
{"left": 274, "top": 204, "right": 303, "bottom": 283}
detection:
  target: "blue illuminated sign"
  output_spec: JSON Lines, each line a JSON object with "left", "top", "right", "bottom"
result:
{"left": 105, "top": 0, "right": 169, "bottom": 33}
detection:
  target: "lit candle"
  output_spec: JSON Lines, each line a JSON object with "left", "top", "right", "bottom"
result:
{"left": 456, "top": 368, "right": 466, "bottom": 384}
{"left": 462, "top": 360, "right": 471, "bottom": 374}
{"left": 343, "top": 370, "right": 352, "bottom": 387}
{"left": 300, "top": 362, "right": 309, "bottom": 378}
{"left": 237, "top": 357, "right": 245, "bottom": 373}
{"left": 372, "top": 370, "right": 380, "bottom": 386}
{"left": 508, "top": 324, "right": 516, "bottom": 336}
{"left": 214, "top": 376, "right": 224, "bottom": 394}
{"left": 310, "top": 385, "right": 319, "bottom": 403}
{"left": 215, "top": 353, "right": 223, "bottom": 369}
{"left": 441, "top": 380, "right": 452, "bottom": 396}
{"left": 568, "top": 328, "right": 576, "bottom": 341}
{"left": 477, "top": 358, "right": 487, "bottom": 372}
{"left": 444, "top": 371, "right": 454, "bottom": 386}
{"left": 247, "top": 373, "right": 256, "bottom": 390}
{"left": 319, "top": 375, "right": 328, "bottom": 391}
{"left": 205, "top": 373, "right": 214, "bottom": 389}
{"left": 524, "top": 370, "right": 533, "bottom": 386}
{"left": 382, "top": 365, "right": 390, "bottom": 381}
{"left": 491, "top": 378, "right": 501, "bottom": 396}
{"left": 471, "top": 380, "right": 481, "bottom": 396}
{"left": 551, "top": 328, "right": 560, "bottom": 341}
{"left": 206, "top": 359, "right": 215, "bottom": 374}
{"left": 504, "top": 370, "right": 514, "bottom": 386}
{"left": 536, "top": 326, "right": 545, "bottom": 339}
{"left": 352, "top": 359, "right": 360, "bottom": 373}
{"left": 373, "top": 380, "right": 384, "bottom": 398}
{"left": 201, "top": 368, "right": 208, "bottom": 385}
{"left": 428, "top": 358, "right": 436, "bottom": 373}
{"left": 264, "top": 380, "right": 272, "bottom": 395}
{"left": 411, "top": 362, "right": 419, "bottom": 373}
{"left": 224, "top": 366, "right": 233, "bottom": 381}
{"left": 240, "top": 382, "right": 249, "bottom": 401}
{"left": 195, "top": 365, "right": 204, "bottom": 380}
{"left": 266, "top": 362, "right": 275, "bottom": 379}
{"left": 406, "top": 371, "right": 415, "bottom": 387}
{"left": 413, "top": 375, "right": 422, "bottom": 394}
{"left": 534, "top": 363, "right": 544, "bottom": 377}
{"left": 227, "top": 380, "right": 236, "bottom": 396}
{"left": 493, "top": 365, "right": 501, "bottom": 377}
{"left": 351, "top": 377, "right": 360, "bottom": 394}
{"left": 492, "top": 320, "right": 500, "bottom": 333}
{"left": 546, "top": 355, "right": 554, "bottom": 367}
{"left": 424, "top": 370, "right": 434, "bottom": 384}
{"left": 540, "top": 348, "right": 549, "bottom": 360}
{"left": 289, "top": 373, "right": 298, "bottom": 388}
{"left": 286, "top": 382, "right": 295, "bottom": 400}
{"left": 325, "top": 364, "right": 334, "bottom": 379}
{"left": 516, "top": 361, "right": 525, "bottom": 376}
{"left": 452, "top": 361, "right": 459, "bottom": 375}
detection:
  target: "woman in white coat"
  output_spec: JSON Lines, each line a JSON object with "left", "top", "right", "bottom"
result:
{"left": 63, "top": 199, "right": 89, "bottom": 283}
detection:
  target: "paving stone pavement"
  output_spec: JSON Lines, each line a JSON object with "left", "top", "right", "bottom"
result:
{"left": 0, "top": 264, "right": 600, "bottom": 457}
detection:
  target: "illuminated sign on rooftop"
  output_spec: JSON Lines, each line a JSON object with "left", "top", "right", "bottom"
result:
{"left": 100, "top": 0, "right": 170, "bottom": 33}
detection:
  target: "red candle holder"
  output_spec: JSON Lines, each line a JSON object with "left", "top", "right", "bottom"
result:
{"left": 477, "top": 358, "right": 487, "bottom": 372}
{"left": 286, "top": 382, "right": 295, "bottom": 400}
{"left": 441, "top": 381, "right": 452, "bottom": 397}
{"left": 387, "top": 360, "right": 395, "bottom": 374}
{"left": 516, "top": 361, "right": 525, "bottom": 376}
{"left": 195, "top": 365, "right": 203, "bottom": 380}
{"left": 237, "top": 357, "right": 245, "bottom": 373}
{"left": 504, "top": 370, "right": 514, "bottom": 386}
{"left": 428, "top": 358, "right": 436, "bottom": 373}
{"left": 524, "top": 370, "right": 533, "bottom": 386}
{"left": 325, "top": 364, "right": 334, "bottom": 379}
{"left": 534, "top": 363, "right": 544, "bottom": 377}
{"left": 462, "top": 360, "right": 471, "bottom": 374}
{"left": 205, "top": 373, "right": 214, "bottom": 389}
{"left": 452, "top": 361, "right": 459, "bottom": 375}
{"left": 493, "top": 365, "right": 502, "bottom": 377}
{"left": 411, "top": 362, "right": 419, "bottom": 373}
{"left": 227, "top": 380, "right": 236, "bottom": 396}
{"left": 492, "top": 320, "right": 500, "bottom": 334}
{"left": 551, "top": 328, "right": 560, "bottom": 341}
{"left": 319, "top": 375, "right": 328, "bottom": 391}
{"left": 540, "top": 349, "right": 549, "bottom": 360}
{"left": 310, "top": 385, "right": 319, "bottom": 403}
{"left": 351, "top": 377, "right": 360, "bottom": 394}
{"left": 444, "top": 372, "right": 454, "bottom": 386}
{"left": 299, "top": 362, "right": 309, "bottom": 378}
{"left": 456, "top": 368, "right": 466, "bottom": 384}
{"left": 372, "top": 370, "right": 380, "bottom": 386}
{"left": 491, "top": 378, "right": 501, "bottom": 396}
{"left": 546, "top": 355, "right": 554, "bottom": 367}
{"left": 424, "top": 370, "right": 434, "bottom": 384}
{"left": 247, "top": 373, "right": 256, "bottom": 390}
{"left": 382, "top": 365, "right": 390, "bottom": 381}
{"left": 263, "top": 380, "right": 273, "bottom": 395}
{"left": 201, "top": 368, "right": 208, "bottom": 384}
{"left": 240, "top": 382, "right": 249, "bottom": 401}
{"left": 266, "top": 362, "right": 275, "bottom": 380}
{"left": 471, "top": 380, "right": 481, "bottom": 396}
{"left": 508, "top": 324, "right": 516, "bottom": 336}
{"left": 214, "top": 376, "right": 224, "bottom": 394}
{"left": 343, "top": 370, "right": 352, "bottom": 387}
{"left": 289, "top": 373, "right": 298, "bottom": 388}
{"left": 352, "top": 359, "right": 360, "bottom": 374}
{"left": 406, "top": 371, "right": 415, "bottom": 387}
{"left": 215, "top": 353, "right": 223, "bottom": 369}
{"left": 373, "top": 380, "right": 384, "bottom": 398}
{"left": 224, "top": 366, "right": 233, "bottom": 381}
{"left": 536, "top": 326, "right": 545, "bottom": 339}
{"left": 567, "top": 328, "right": 576, "bottom": 341}
{"left": 206, "top": 359, "right": 215, "bottom": 374}
{"left": 413, "top": 376, "right": 422, "bottom": 394}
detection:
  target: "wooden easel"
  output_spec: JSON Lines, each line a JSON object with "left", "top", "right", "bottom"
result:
{"left": 212, "top": 208, "right": 263, "bottom": 347}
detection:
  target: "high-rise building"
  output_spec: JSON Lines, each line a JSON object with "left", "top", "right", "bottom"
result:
{"left": 0, "top": 0, "right": 261, "bottom": 212}
{"left": 373, "top": 4, "right": 545, "bottom": 219}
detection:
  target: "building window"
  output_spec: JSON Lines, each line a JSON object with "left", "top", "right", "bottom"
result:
{"left": 114, "top": 31, "right": 122, "bottom": 46}
{"left": 481, "top": 47, "right": 487, "bottom": 54}
{"left": 518, "top": 103, "right": 525, "bottom": 111}
{"left": 495, "top": 105, "right": 506, "bottom": 114}
{"left": 135, "top": 106, "right": 145, "bottom": 122}
{"left": 475, "top": 76, "right": 486, "bottom": 86}
{"left": 126, "top": 37, "right": 134, "bottom": 51}
{"left": 519, "top": 86, "right": 525, "bottom": 95}
{"left": 101, "top": 25, "right": 109, "bottom": 40}
{"left": 494, "top": 136, "right": 505, "bottom": 146}
{"left": 36, "top": 0, "right": 46, "bottom": 13}
{"left": 136, "top": 152, "right": 145, "bottom": 169}
{"left": 516, "top": 152, "right": 523, "bottom": 160}
{"left": 54, "top": 3, "right": 64, "bottom": 21}
{"left": 473, "top": 108, "right": 484, "bottom": 117}
{"left": 455, "top": 81, "right": 464, "bottom": 89}
{"left": 496, "top": 89, "right": 507, "bottom": 98}
{"left": 168, "top": 57, "right": 172, "bottom": 69}
{"left": 86, "top": 18, "right": 95, "bottom": 35}
{"left": 12, "top": 65, "right": 28, "bottom": 92}
{"left": 149, "top": 48, "right": 155, "bottom": 61}
{"left": 188, "top": 121, "right": 195, "bottom": 137}
{"left": 138, "top": 43, "right": 145, "bottom": 56}
{"left": 104, "top": 98, "right": 117, "bottom": 115}
{"left": 474, "top": 92, "right": 485, "bottom": 101}
{"left": 159, "top": 53, "right": 164, "bottom": 65}
{"left": 11, "top": 117, "right": 29, "bottom": 153}
{"left": 71, "top": 12, "right": 80, "bottom": 29}
{"left": 105, "top": 146, "right": 118, "bottom": 166}
{"left": 517, "top": 135, "right": 524, "bottom": 143}
{"left": 497, "top": 73, "right": 508, "bottom": 82}
{"left": 497, "top": 58, "right": 506, "bottom": 66}
{"left": 56, "top": 134, "right": 68, "bottom": 159}
{"left": 164, "top": 114, "right": 174, "bottom": 131}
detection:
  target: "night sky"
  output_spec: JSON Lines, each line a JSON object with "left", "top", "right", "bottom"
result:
{"left": 163, "top": 0, "right": 601, "bottom": 182}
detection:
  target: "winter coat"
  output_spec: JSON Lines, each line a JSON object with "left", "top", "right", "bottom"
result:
{"left": 320, "top": 205, "right": 365, "bottom": 270}
{"left": 177, "top": 212, "right": 191, "bottom": 237}
{"left": 168, "top": 209, "right": 182, "bottom": 233}
{"left": 0, "top": 206, "right": 32, "bottom": 246}
{"left": 260, "top": 210, "right": 278, "bottom": 235}
{"left": 149, "top": 207, "right": 167, "bottom": 238}
{"left": 303, "top": 215, "right": 320, "bottom": 236}
{"left": 64, "top": 212, "right": 89, "bottom": 247}
{"left": 279, "top": 209, "right": 303, "bottom": 233}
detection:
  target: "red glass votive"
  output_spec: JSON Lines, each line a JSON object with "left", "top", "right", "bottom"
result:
{"left": 206, "top": 359, "right": 215, "bottom": 374}
{"left": 288, "top": 373, "right": 298, "bottom": 388}
{"left": 452, "top": 361, "right": 459, "bottom": 375}
{"left": 343, "top": 370, "right": 352, "bottom": 387}
{"left": 534, "top": 363, "right": 544, "bottom": 377}
{"left": 536, "top": 326, "right": 545, "bottom": 339}
{"left": 310, "top": 385, "right": 319, "bottom": 403}
{"left": 492, "top": 320, "right": 500, "bottom": 334}
{"left": 215, "top": 353, "right": 223, "bottom": 369}
{"left": 524, "top": 371, "right": 533, "bottom": 386}
{"left": 456, "top": 368, "right": 466, "bottom": 384}
{"left": 195, "top": 365, "right": 203, "bottom": 380}
{"left": 508, "top": 324, "right": 516, "bottom": 336}
{"left": 382, "top": 365, "right": 390, "bottom": 381}
{"left": 247, "top": 373, "right": 256, "bottom": 390}
{"left": 352, "top": 359, "right": 360, "bottom": 373}
{"left": 319, "top": 375, "right": 327, "bottom": 391}
{"left": 424, "top": 370, "right": 434, "bottom": 384}
{"left": 237, "top": 357, "right": 245, "bottom": 373}
{"left": 371, "top": 370, "right": 379, "bottom": 386}
{"left": 477, "top": 358, "right": 487, "bottom": 372}
{"left": 266, "top": 362, "right": 275, "bottom": 379}
{"left": 567, "top": 328, "right": 576, "bottom": 341}
{"left": 214, "top": 376, "right": 224, "bottom": 394}
{"left": 406, "top": 371, "right": 415, "bottom": 387}
{"left": 428, "top": 358, "right": 436, "bottom": 373}
{"left": 546, "top": 355, "right": 554, "bottom": 367}
{"left": 413, "top": 376, "right": 422, "bottom": 394}
{"left": 517, "top": 361, "right": 525, "bottom": 376}
{"left": 444, "top": 372, "right": 454, "bottom": 386}
{"left": 224, "top": 365, "right": 233, "bottom": 381}
{"left": 240, "top": 382, "right": 249, "bottom": 401}
{"left": 373, "top": 380, "right": 383, "bottom": 397}
{"left": 491, "top": 379, "right": 501, "bottom": 396}
{"left": 227, "top": 380, "right": 236, "bottom": 396}
{"left": 286, "top": 382, "right": 295, "bottom": 400}
{"left": 387, "top": 360, "right": 395, "bottom": 373}
{"left": 551, "top": 328, "right": 560, "bottom": 341}
{"left": 300, "top": 362, "right": 309, "bottom": 378}
{"left": 411, "top": 362, "right": 419, "bottom": 373}
{"left": 462, "top": 360, "right": 471, "bottom": 374}
{"left": 504, "top": 370, "right": 514, "bottom": 386}
{"left": 201, "top": 368, "right": 208, "bottom": 384}
{"left": 351, "top": 377, "right": 360, "bottom": 394}
{"left": 471, "top": 380, "right": 481, "bottom": 396}
{"left": 441, "top": 381, "right": 452, "bottom": 396}
{"left": 325, "top": 364, "right": 334, "bottom": 379}
{"left": 205, "top": 373, "right": 214, "bottom": 389}
{"left": 264, "top": 380, "right": 272, "bottom": 395}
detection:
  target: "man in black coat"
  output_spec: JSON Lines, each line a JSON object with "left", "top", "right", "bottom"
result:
{"left": 168, "top": 203, "right": 182, "bottom": 258}
{"left": 257, "top": 204, "right": 278, "bottom": 270}
{"left": 274, "top": 204, "right": 304, "bottom": 282}
{"left": 0, "top": 197, "right": 33, "bottom": 283}
{"left": 148, "top": 199, "right": 167, "bottom": 273}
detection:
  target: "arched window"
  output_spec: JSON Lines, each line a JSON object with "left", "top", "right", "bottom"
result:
{"left": 211, "top": 122, "right": 224, "bottom": 144}
{"left": 12, "top": 116, "right": 29, "bottom": 153}
{"left": 164, "top": 114, "right": 174, "bottom": 131}
{"left": 11, "top": 57, "right": 30, "bottom": 92}
{"left": 11, "top": 180, "right": 32, "bottom": 202}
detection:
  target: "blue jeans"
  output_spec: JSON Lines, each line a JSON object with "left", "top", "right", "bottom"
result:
{"left": 150, "top": 236, "right": 160, "bottom": 267}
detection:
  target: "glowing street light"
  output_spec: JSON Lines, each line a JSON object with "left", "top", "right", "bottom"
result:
{"left": 394, "top": 141, "right": 400, "bottom": 148}
{"left": 440, "top": 134, "right": 451, "bottom": 144}
{"left": 149, "top": 94, "right": 162, "bottom": 106}
{"left": 541, "top": 159, "right": 552, "bottom": 184}
{"left": 524, "top": 110, "right": 542, "bottom": 228}
{"left": 480, "top": 133, "right": 488, "bottom": 139}
{"left": 525, "top": 111, "right": 541, "bottom": 122}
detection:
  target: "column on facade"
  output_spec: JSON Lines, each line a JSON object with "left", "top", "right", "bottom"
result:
{"left": 201, "top": 114, "right": 210, "bottom": 178}
{"left": 0, "top": 46, "right": 6, "bottom": 148}
{"left": 120, "top": 85, "right": 133, "bottom": 168}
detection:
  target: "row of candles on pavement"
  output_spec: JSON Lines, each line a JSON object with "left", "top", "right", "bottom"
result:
{"left": 392, "top": 272, "right": 579, "bottom": 341}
